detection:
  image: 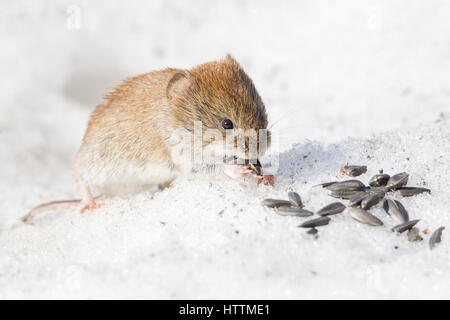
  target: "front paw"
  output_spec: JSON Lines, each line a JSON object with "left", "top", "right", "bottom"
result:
{"left": 254, "top": 174, "right": 275, "bottom": 187}
{"left": 223, "top": 164, "right": 252, "bottom": 180}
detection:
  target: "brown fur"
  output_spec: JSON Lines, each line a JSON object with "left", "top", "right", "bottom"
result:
{"left": 25, "top": 55, "right": 270, "bottom": 222}
{"left": 73, "top": 55, "right": 269, "bottom": 188}
{"left": 75, "top": 68, "right": 179, "bottom": 170}
{"left": 170, "top": 55, "right": 268, "bottom": 132}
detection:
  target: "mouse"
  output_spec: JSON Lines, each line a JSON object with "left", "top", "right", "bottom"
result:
{"left": 24, "top": 55, "right": 273, "bottom": 223}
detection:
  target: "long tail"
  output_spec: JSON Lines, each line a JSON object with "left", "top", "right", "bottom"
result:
{"left": 22, "top": 199, "right": 82, "bottom": 223}
{"left": 22, "top": 194, "right": 104, "bottom": 224}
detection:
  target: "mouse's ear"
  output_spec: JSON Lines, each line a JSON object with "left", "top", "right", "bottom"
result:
{"left": 224, "top": 54, "right": 239, "bottom": 66}
{"left": 167, "top": 72, "right": 190, "bottom": 101}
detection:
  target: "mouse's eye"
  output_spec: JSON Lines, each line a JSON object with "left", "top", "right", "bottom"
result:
{"left": 221, "top": 119, "right": 234, "bottom": 130}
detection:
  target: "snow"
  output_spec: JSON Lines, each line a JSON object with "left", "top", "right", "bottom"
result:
{"left": 1, "top": 0, "right": 450, "bottom": 299}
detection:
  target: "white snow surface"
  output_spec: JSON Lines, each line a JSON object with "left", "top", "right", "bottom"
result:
{"left": 1, "top": 0, "right": 450, "bottom": 299}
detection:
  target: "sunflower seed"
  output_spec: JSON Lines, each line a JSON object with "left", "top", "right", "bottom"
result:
{"left": 368, "top": 174, "right": 390, "bottom": 187}
{"left": 317, "top": 202, "right": 346, "bottom": 216}
{"left": 330, "top": 189, "right": 365, "bottom": 199}
{"left": 261, "top": 199, "right": 291, "bottom": 208}
{"left": 298, "top": 216, "right": 331, "bottom": 228}
{"left": 368, "top": 186, "right": 389, "bottom": 192}
{"left": 307, "top": 228, "right": 318, "bottom": 235}
{"left": 287, "top": 192, "right": 303, "bottom": 207}
{"left": 319, "top": 181, "right": 338, "bottom": 188}
{"left": 386, "top": 172, "right": 409, "bottom": 190}
{"left": 407, "top": 227, "right": 423, "bottom": 242}
{"left": 325, "top": 180, "right": 366, "bottom": 191}
{"left": 429, "top": 227, "right": 445, "bottom": 250}
{"left": 276, "top": 207, "right": 313, "bottom": 217}
{"left": 391, "top": 219, "right": 420, "bottom": 233}
{"left": 343, "top": 165, "right": 367, "bottom": 177}
{"left": 348, "top": 191, "right": 369, "bottom": 207}
{"left": 383, "top": 199, "right": 409, "bottom": 224}
{"left": 248, "top": 159, "right": 262, "bottom": 175}
{"left": 360, "top": 191, "right": 385, "bottom": 210}
{"left": 349, "top": 208, "right": 384, "bottom": 226}
{"left": 395, "top": 187, "right": 431, "bottom": 197}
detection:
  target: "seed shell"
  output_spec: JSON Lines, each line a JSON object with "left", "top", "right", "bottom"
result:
{"left": 261, "top": 199, "right": 291, "bottom": 208}
{"left": 391, "top": 219, "right": 420, "bottom": 233}
{"left": 349, "top": 208, "right": 384, "bottom": 226}
{"left": 348, "top": 191, "right": 369, "bottom": 207}
{"left": 386, "top": 172, "right": 409, "bottom": 190}
{"left": 429, "top": 227, "right": 445, "bottom": 250}
{"left": 330, "top": 189, "right": 365, "bottom": 199}
{"left": 368, "top": 174, "right": 390, "bottom": 187}
{"left": 407, "top": 227, "right": 423, "bottom": 242}
{"left": 360, "top": 191, "right": 385, "bottom": 210}
{"left": 343, "top": 165, "right": 367, "bottom": 177}
{"left": 395, "top": 187, "right": 431, "bottom": 197}
{"left": 326, "top": 180, "right": 366, "bottom": 192}
{"left": 317, "top": 202, "right": 346, "bottom": 216}
{"left": 319, "top": 182, "right": 338, "bottom": 188}
{"left": 298, "top": 216, "right": 331, "bottom": 228}
{"left": 383, "top": 199, "right": 409, "bottom": 224}
{"left": 287, "top": 192, "right": 303, "bottom": 207}
{"left": 248, "top": 159, "right": 262, "bottom": 176}
{"left": 276, "top": 207, "right": 313, "bottom": 217}
{"left": 307, "top": 228, "right": 318, "bottom": 235}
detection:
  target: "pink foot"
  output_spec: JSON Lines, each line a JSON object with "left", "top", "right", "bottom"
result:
{"left": 80, "top": 185, "right": 104, "bottom": 214}
{"left": 80, "top": 202, "right": 104, "bottom": 214}
{"left": 223, "top": 164, "right": 253, "bottom": 180}
{"left": 254, "top": 174, "right": 275, "bottom": 187}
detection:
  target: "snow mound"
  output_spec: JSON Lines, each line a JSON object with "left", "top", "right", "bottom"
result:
{"left": 0, "top": 117, "right": 449, "bottom": 299}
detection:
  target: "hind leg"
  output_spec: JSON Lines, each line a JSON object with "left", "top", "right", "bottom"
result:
{"left": 80, "top": 185, "right": 104, "bottom": 214}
